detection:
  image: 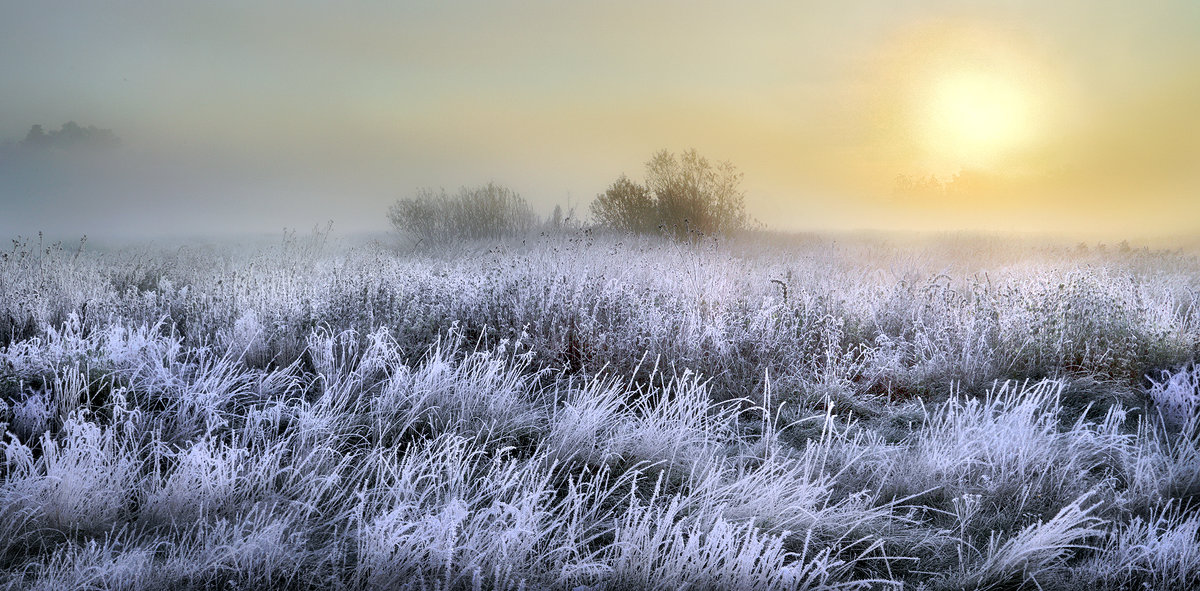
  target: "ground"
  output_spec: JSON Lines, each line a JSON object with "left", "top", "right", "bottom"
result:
{"left": 0, "top": 230, "right": 1197, "bottom": 590}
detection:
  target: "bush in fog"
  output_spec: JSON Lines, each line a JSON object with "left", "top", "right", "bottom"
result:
{"left": 389, "top": 182, "right": 537, "bottom": 245}
{"left": 590, "top": 175, "right": 658, "bottom": 234}
{"left": 592, "top": 149, "right": 750, "bottom": 239}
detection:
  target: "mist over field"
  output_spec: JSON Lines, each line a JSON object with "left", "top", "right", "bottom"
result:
{"left": 3, "top": 1, "right": 1200, "bottom": 240}
{"left": 3, "top": 1, "right": 1200, "bottom": 590}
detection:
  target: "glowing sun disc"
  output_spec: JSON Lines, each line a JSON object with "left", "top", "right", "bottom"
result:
{"left": 922, "top": 70, "right": 1035, "bottom": 168}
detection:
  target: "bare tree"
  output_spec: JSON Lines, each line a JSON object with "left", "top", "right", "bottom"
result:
{"left": 592, "top": 149, "right": 750, "bottom": 239}
{"left": 389, "top": 182, "right": 537, "bottom": 246}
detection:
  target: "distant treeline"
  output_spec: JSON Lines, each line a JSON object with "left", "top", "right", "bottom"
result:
{"left": 388, "top": 148, "right": 753, "bottom": 246}
{"left": 16, "top": 121, "right": 120, "bottom": 152}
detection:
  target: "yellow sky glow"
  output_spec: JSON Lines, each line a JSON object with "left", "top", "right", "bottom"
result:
{"left": 2, "top": 1, "right": 1199, "bottom": 239}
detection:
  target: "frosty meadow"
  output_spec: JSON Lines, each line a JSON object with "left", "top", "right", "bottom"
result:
{"left": 4, "top": 1, "right": 1200, "bottom": 588}
{"left": 0, "top": 229, "right": 1198, "bottom": 590}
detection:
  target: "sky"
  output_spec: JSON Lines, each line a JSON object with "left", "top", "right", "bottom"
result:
{"left": 2, "top": 1, "right": 1198, "bottom": 240}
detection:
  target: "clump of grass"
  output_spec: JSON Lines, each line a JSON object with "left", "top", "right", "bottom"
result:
{"left": 949, "top": 492, "right": 1106, "bottom": 590}
{"left": 1147, "top": 363, "right": 1200, "bottom": 431}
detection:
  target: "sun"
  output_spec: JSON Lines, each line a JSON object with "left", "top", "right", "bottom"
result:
{"left": 920, "top": 70, "right": 1035, "bottom": 170}
{"left": 927, "top": 71, "right": 1032, "bottom": 159}
{"left": 873, "top": 22, "right": 1056, "bottom": 176}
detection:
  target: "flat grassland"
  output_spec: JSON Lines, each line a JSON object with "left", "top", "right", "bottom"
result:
{"left": 1, "top": 231, "right": 1198, "bottom": 589}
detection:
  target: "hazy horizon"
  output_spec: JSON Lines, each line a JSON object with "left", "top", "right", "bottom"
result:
{"left": 3, "top": 1, "right": 1198, "bottom": 240}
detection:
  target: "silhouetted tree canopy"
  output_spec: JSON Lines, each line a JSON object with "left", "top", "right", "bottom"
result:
{"left": 19, "top": 122, "right": 120, "bottom": 151}
{"left": 892, "top": 170, "right": 996, "bottom": 200}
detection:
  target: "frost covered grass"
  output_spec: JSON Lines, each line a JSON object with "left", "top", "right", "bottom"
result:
{"left": 0, "top": 231, "right": 1198, "bottom": 589}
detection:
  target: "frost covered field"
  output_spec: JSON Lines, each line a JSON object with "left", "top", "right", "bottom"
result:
{"left": 1, "top": 231, "right": 1198, "bottom": 590}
